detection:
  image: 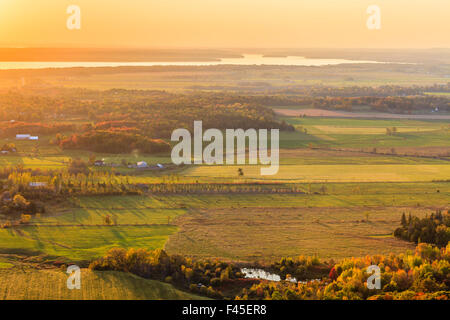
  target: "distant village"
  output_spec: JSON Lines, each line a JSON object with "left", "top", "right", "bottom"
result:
{"left": 1, "top": 133, "right": 167, "bottom": 172}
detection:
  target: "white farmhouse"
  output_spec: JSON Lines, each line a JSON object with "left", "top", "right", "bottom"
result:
{"left": 15, "top": 134, "right": 38, "bottom": 140}
{"left": 16, "top": 134, "right": 31, "bottom": 140}
{"left": 137, "top": 161, "right": 148, "bottom": 168}
{"left": 29, "top": 182, "right": 48, "bottom": 187}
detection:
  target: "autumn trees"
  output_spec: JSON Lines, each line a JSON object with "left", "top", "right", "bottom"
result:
{"left": 89, "top": 248, "right": 240, "bottom": 299}
{"left": 237, "top": 243, "right": 450, "bottom": 300}
{"left": 394, "top": 211, "right": 450, "bottom": 247}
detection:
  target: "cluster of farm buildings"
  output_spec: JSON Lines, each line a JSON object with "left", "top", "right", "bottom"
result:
{"left": 94, "top": 160, "right": 165, "bottom": 170}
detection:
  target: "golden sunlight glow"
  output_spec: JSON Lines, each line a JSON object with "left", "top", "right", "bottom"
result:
{"left": 0, "top": 0, "right": 448, "bottom": 48}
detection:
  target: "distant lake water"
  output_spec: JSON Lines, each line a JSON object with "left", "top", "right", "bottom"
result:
{"left": 0, "top": 54, "right": 380, "bottom": 70}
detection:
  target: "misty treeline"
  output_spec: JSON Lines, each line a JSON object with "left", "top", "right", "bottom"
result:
{"left": 58, "top": 130, "right": 171, "bottom": 154}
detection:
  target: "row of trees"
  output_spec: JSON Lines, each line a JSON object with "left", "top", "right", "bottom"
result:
{"left": 3, "top": 165, "right": 315, "bottom": 196}
{"left": 139, "top": 183, "right": 308, "bottom": 195}
{"left": 6, "top": 171, "right": 312, "bottom": 196}
{"left": 6, "top": 169, "right": 141, "bottom": 196}
{"left": 273, "top": 83, "right": 450, "bottom": 97}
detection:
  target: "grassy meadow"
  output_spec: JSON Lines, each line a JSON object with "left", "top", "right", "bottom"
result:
{"left": 0, "top": 180, "right": 447, "bottom": 262}
{"left": 0, "top": 267, "right": 204, "bottom": 300}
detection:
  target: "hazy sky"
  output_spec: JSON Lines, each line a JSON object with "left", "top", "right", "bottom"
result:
{"left": 0, "top": 0, "right": 448, "bottom": 48}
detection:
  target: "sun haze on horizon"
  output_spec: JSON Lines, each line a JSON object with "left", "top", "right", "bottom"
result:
{"left": 0, "top": 0, "right": 448, "bottom": 49}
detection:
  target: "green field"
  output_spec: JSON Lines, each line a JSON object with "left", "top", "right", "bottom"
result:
{"left": 279, "top": 118, "right": 450, "bottom": 149}
{"left": 0, "top": 225, "right": 177, "bottom": 261}
{"left": 0, "top": 180, "right": 447, "bottom": 262}
{"left": 0, "top": 267, "right": 204, "bottom": 300}
{"left": 34, "top": 196, "right": 187, "bottom": 226}
{"left": 0, "top": 196, "right": 190, "bottom": 261}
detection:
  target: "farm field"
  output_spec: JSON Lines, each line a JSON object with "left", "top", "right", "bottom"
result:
{"left": 0, "top": 197, "right": 185, "bottom": 261}
{"left": 34, "top": 196, "right": 187, "bottom": 226}
{"left": 278, "top": 118, "right": 450, "bottom": 149}
{"left": 2, "top": 117, "right": 448, "bottom": 172}
{"left": 0, "top": 179, "right": 448, "bottom": 262}
{"left": 0, "top": 267, "right": 204, "bottom": 300}
{"left": 275, "top": 108, "right": 450, "bottom": 120}
{"left": 0, "top": 225, "right": 177, "bottom": 261}
{"left": 183, "top": 164, "right": 450, "bottom": 182}
{"left": 165, "top": 206, "right": 424, "bottom": 261}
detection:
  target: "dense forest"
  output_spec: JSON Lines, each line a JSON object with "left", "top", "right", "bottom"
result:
{"left": 59, "top": 130, "right": 171, "bottom": 154}
{"left": 1, "top": 121, "right": 75, "bottom": 137}
{"left": 394, "top": 211, "right": 450, "bottom": 247}
{"left": 0, "top": 90, "right": 295, "bottom": 141}
{"left": 1, "top": 86, "right": 448, "bottom": 126}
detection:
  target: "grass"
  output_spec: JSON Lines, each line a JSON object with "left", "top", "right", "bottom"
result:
{"left": 0, "top": 225, "right": 177, "bottom": 261}
{"left": 182, "top": 164, "right": 450, "bottom": 182}
{"left": 143, "top": 188, "right": 450, "bottom": 209}
{"left": 285, "top": 117, "right": 449, "bottom": 129}
{"left": 0, "top": 262, "right": 13, "bottom": 269}
{"left": 2, "top": 181, "right": 447, "bottom": 262}
{"left": 0, "top": 196, "right": 190, "bottom": 261}
{"left": 165, "top": 206, "right": 423, "bottom": 262}
{"left": 277, "top": 149, "right": 449, "bottom": 165}
{"left": 279, "top": 117, "right": 450, "bottom": 149}
{"left": 34, "top": 196, "right": 186, "bottom": 226}
{"left": 0, "top": 268, "right": 205, "bottom": 300}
